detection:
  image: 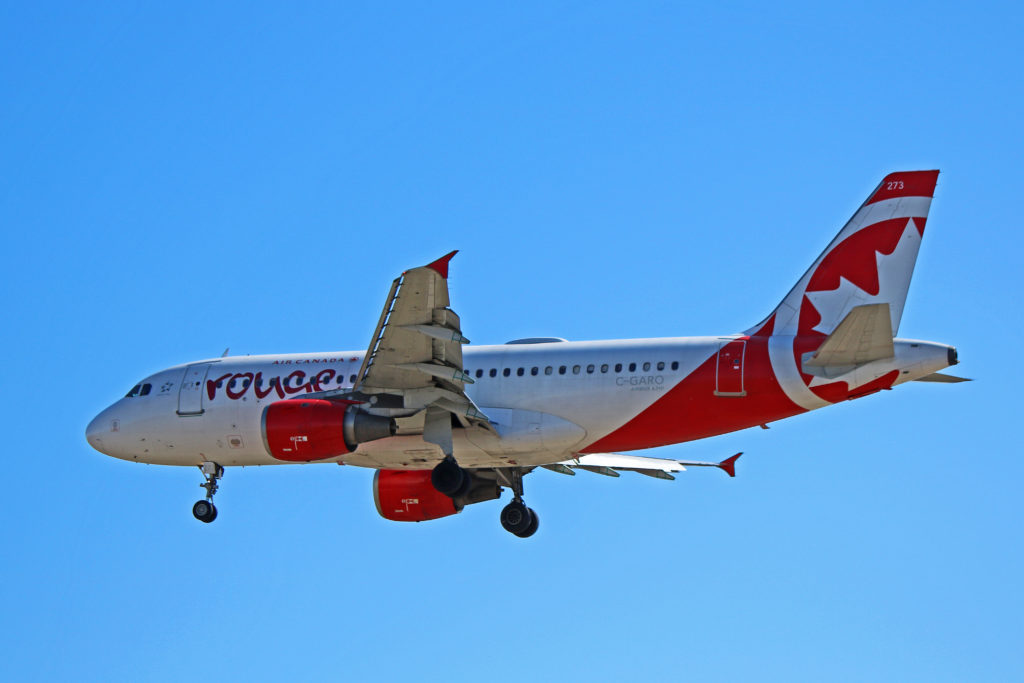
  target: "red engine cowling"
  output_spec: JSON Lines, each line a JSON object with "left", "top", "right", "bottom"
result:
{"left": 262, "top": 399, "right": 396, "bottom": 462}
{"left": 373, "top": 470, "right": 460, "bottom": 522}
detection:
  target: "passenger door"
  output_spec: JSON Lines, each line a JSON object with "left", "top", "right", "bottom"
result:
{"left": 178, "top": 363, "right": 213, "bottom": 415}
{"left": 714, "top": 340, "right": 746, "bottom": 396}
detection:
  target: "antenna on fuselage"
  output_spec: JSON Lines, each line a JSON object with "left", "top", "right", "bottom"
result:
{"left": 221, "top": 347, "right": 230, "bottom": 358}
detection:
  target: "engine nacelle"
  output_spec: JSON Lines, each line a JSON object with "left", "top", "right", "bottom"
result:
{"left": 262, "top": 399, "right": 396, "bottom": 462}
{"left": 373, "top": 469, "right": 501, "bottom": 522}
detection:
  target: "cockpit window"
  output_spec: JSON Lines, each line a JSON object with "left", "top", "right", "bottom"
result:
{"left": 125, "top": 383, "right": 152, "bottom": 398}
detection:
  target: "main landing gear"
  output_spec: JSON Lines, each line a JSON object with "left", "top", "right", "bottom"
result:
{"left": 500, "top": 500, "right": 539, "bottom": 538}
{"left": 192, "top": 461, "right": 223, "bottom": 523}
{"left": 430, "top": 460, "right": 540, "bottom": 538}
{"left": 496, "top": 468, "right": 539, "bottom": 538}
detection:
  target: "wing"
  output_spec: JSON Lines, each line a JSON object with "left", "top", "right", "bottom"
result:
{"left": 546, "top": 452, "right": 742, "bottom": 480}
{"left": 354, "top": 251, "right": 493, "bottom": 431}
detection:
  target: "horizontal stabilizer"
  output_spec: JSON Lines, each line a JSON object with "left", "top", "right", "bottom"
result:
{"left": 914, "top": 372, "right": 972, "bottom": 383}
{"left": 804, "top": 303, "right": 894, "bottom": 370}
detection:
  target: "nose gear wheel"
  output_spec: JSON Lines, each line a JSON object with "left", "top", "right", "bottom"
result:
{"left": 192, "top": 461, "right": 223, "bottom": 524}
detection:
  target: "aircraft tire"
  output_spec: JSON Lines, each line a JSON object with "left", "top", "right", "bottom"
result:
{"left": 514, "top": 508, "right": 539, "bottom": 538}
{"left": 192, "top": 500, "right": 217, "bottom": 523}
{"left": 500, "top": 501, "right": 534, "bottom": 536}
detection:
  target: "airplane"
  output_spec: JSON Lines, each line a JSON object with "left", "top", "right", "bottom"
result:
{"left": 85, "top": 170, "right": 967, "bottom": 538}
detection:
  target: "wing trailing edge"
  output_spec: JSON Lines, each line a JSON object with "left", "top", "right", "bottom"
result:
{"left": 556, "top": 452, "right": 742, "bottom": 480}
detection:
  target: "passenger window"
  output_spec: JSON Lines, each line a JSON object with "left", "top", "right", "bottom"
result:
{"left": 628, "top": 362, "right": 637, "bottom": 372}
{"left": 140, "top": 383, "right": 152, "bottom": 396}
{"left": 657, "top": 361, "right": 665, "bottom": 371}
{"left": 517, "top": 368, "right": 524, "bottom": 376}
{"left": 572, "top": 365, "right": 581, "bottom": 374}
{"left": 671, "top": 361, "right": 679, "bottom": 371}
{"left": 503, "top": 368, "right": 510, "bottom": 377}
{"left": 489, "top": 369, "right": 497, "bottom": 378}
{"left": 243, "top": 379, "right": 251, "bottom": 388}
{"left": 558, "top": 366, "right": 566, "bottom": 375}
{"left": 601, "top": 364, "right": 609, "bottom": 373}
{"left": 586, "top": 364, "right": 595, "bottom": 374}
{"left": 614, "top": 363, "right": 622, "bottom": 373}
{"left": 475, "top": 369, "right": 484, "bottom": 378}
{"left": 531, "top": 367, "right": 539, "bottom": 376}
{"left": 350, "top": 374, "right": 357, "bottom": 383}
{"left": 642, "top": 362, "right": 651, "bottom": 371}
{"left": 544, "top": 366, "right": 553, "bottom": 375}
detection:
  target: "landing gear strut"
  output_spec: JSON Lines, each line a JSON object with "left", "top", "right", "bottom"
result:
{"left": 192, "top": 461, "right": 223, "bottom": 523}
{"left": 496, "top": 468, "right": 539, "bottom": 538}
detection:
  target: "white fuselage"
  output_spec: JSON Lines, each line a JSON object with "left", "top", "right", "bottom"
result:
{"left": 85, "top": 336, "right": 954, "bottom": 471}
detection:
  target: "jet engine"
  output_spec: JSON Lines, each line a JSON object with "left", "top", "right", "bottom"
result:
{"left": 261, "top": 399, "right": 396, "bottom": 462}
{"left": 373, "top": 469, "right": 501, "bottom": 522}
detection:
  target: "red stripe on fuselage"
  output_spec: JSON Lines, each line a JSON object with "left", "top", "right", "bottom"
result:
{"left": 583, "top": 319, "right": 804, "bottom": 452}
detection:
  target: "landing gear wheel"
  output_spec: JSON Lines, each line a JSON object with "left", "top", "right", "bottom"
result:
{"left": 192, "top": 500, "right": 218, "bottom": 523}
{"left": 193, "top": 461, "right": 223, "bottom": 523}
{"left": 516, "top": 508, "right": 539, "bottom": 538}
{"left": 500, "top": 500, "right": 535, "bottom": 536}
{"left": 431, "top": 457, "right": 469, "bottom": 497}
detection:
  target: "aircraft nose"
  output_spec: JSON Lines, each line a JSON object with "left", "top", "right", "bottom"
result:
{"left": 85, "top": 408, "right": 117, "bottom": 455}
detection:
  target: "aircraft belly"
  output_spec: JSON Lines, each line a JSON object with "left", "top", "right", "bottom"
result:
{"left": 348, "top": 426, "right": 579, "bottom": 470}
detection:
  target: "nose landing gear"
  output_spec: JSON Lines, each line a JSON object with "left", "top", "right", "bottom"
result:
{"left": 192, "top": 499, "right": 217, "bottom": 523}
{"left": 192, "top": 461, "right": 223, "bottom": 523}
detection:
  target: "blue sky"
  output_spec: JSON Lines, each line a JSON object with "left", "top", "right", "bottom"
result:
{"left": 2, "top": 2, "right": 1021, "bottom": 681}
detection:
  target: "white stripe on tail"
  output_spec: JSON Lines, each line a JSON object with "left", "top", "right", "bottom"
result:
{"left": 750, "top": 171, "right": 940, "bottom": 411}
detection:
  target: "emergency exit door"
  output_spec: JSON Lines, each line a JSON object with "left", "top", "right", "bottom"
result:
{"left": 178, "top": 363, "right": 213, "bottom": 415}
{"left": 714, "top": 340, "right": 746, "bottom": 396}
